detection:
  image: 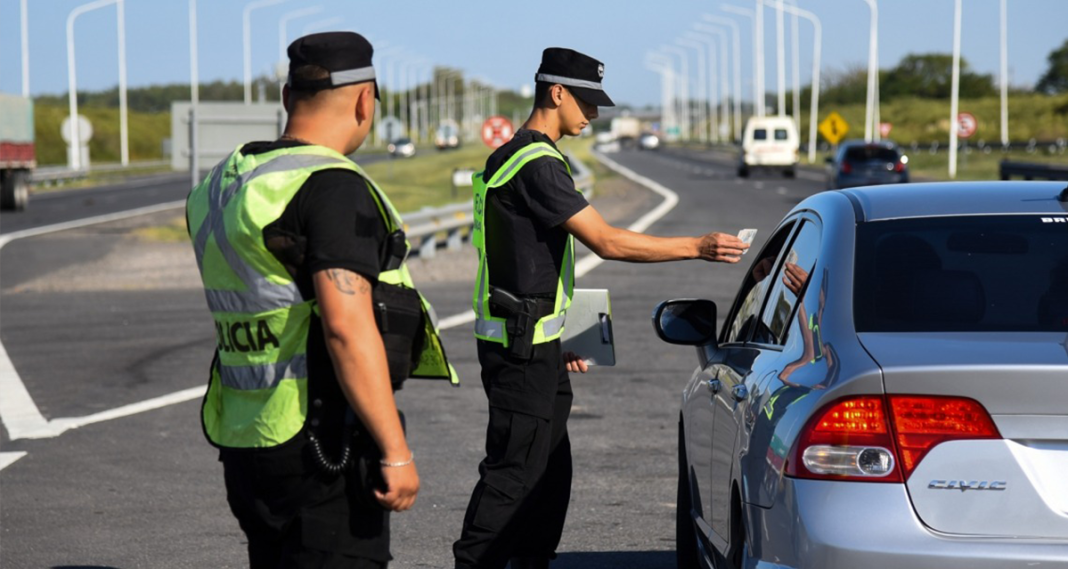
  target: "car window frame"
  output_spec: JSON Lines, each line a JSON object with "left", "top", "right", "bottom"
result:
{"left": 749, "top": 215, "right": 824, "bottom": 350}
{"left": 718, "top": 216, "right": 804, "bottom": 348}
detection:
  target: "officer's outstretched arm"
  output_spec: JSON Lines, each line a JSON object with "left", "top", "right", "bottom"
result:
{"left": 562, "top": 205, "right": 748, "bottom": 263}
{"left": 313, "top": 268, "right": 419, "bottom": 513}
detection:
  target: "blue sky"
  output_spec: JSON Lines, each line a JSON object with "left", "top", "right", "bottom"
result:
{"left": 1, "top": 0, "right": 1065, "bottom": 107}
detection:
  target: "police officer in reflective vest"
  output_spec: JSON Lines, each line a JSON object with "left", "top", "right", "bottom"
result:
{"left": 454, "top": 48, "right": 749, "bottom": 569}
{"left": 187, "top": 32, "right": 456, "bottom": 568}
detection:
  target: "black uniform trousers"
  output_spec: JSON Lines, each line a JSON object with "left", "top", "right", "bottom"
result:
{"left": 220, "top": 431, "right": 391, "bottom": 569}
{"left": 454, "top": 339, "right": 574, "bottom": 569}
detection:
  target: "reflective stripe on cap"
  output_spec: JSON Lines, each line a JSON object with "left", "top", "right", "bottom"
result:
{"left": 535, "top": 73, "right": 604, "bottom": 91}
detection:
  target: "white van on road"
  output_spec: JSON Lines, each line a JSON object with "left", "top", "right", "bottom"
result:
{"left": 738, "top": 116, "right": 799, "bottom": 178}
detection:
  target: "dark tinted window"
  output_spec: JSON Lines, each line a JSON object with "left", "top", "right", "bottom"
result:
{"left": 775, "top": 129, "right": 789, "bottom": 141}
{"left": 724, "top": 221, "right": 796, "bottom": 344}
{"left": 753, "top": 129, "right": 768, "bottom": 141}
{"left": 757, "top": 221, "right": 821, "bottom": 345}
{"left": 855, "top": 216, "right": 1068, "bottom": 332}
{"left": 844, "top": 146, "right": 899, "bottom": 162}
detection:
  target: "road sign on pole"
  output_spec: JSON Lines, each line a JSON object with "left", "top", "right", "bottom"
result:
{"left": 481, "top": 115, "right": 514, "bottom": 149}
{"left": 957, "top": 112, "right": 977, "bottom": 139}
{"left": 818, "top": 111, "right": 849, "bottom": 145}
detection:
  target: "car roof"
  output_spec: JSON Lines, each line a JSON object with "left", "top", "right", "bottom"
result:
{"left": 839, "top": 139, "right": 898, "bottom": 149}
{"left": 841, "top": 181, "right": 1068, "bottom": 221}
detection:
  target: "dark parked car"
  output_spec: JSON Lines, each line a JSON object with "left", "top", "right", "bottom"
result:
{"left": 654, "top": 182, "right": 1068, "bottom": 569}
{"left": 825, "top": 140, "right": 909, "bottom": 190}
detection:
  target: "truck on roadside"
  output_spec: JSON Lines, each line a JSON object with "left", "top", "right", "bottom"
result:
{"left": 610, "top": 115, "right": 641, "bottom": 148}
{"left": 0, "top": 92, "right": 35, "bottom": 211}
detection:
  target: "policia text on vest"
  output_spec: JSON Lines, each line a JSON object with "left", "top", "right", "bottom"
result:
{"left": 189, "top": 144, "right": 458, "bottom": 449}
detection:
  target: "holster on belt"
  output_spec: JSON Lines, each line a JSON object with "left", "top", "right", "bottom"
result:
{"left": 488, "top": 287, "right": 544, "bottom": 360}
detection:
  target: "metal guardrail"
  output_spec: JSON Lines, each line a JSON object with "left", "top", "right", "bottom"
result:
{"left": 32, "top": 160, "right": 170, "bottom": 185}
{"left": 999, "top": 160, "right": 1068, "bottom": 181}
{"left": 402, "top": 152, "right": 594, "bottom": 258}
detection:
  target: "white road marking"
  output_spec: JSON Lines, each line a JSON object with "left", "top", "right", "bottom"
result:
{"left": 0, "top": 154, "right": 682, "bottom": 466}
{"left": 777, "top": 187, "right": 788, "bottom": 195}
{"left": 0, "top": 200, "right": 188, "bottom": 454}
{"left": 0, "top": 452, "right": 27, "bottom": 470}
{"left": 438, "top": 151, "right": 680, "bottom": 332}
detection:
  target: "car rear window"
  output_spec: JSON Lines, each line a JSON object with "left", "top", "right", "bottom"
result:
{"left": 775, "top": 129, "right": 789, "bottom": 141}
{"left": 854, "top": 216, "right": 1068, "bottom": 332}
{"left": 753, "top": 129, "right": 767, "bottom": 141}
{"left": 844, "top": 146, "right": 899, "bottom": 162}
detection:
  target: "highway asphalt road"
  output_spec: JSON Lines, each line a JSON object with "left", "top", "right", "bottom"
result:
{"left": 0, "top": 153, "right": 391, "bottom": 235}
{"left": 0, "top": 147, "right": 825, "bottom": 568}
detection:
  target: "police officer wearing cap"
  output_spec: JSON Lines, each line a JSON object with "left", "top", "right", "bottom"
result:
{"left": 186, "top": 32, "right": 457, "bottom": 568}
{"left": 454, "top": 48, "right": 748, "bottom": 569}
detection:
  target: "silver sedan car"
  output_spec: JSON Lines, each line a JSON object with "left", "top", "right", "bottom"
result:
{"left": 653, "top": 181, "right": 1068, "bottom": 568}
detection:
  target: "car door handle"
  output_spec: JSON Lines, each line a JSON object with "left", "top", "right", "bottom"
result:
{"left": 731, "top": 384, "right": 749, "bottom": 402}
{"left": 707, "top": 379, "right": 722, "bottom": 395}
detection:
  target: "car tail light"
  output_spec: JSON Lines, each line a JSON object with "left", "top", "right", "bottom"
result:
{"left": 894, "top": 160, "right": 906, "bottom": 172}
{"left": 786, "top": 395, "right": 1001, "bottom": 483}
{"left": 887, "top": 395, "right": 1000, "bottom": 479}
{"left": 840, "top": 161, "right": 852, "bottom": 174}
{"left": 786, "top": 396, "right": 902, "bottom": 482}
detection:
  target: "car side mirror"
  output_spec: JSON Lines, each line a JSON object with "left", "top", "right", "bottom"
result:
{"left": 652, "top": 299, "right": 718, "bottom": 347}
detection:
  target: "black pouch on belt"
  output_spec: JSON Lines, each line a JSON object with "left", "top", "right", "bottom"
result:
{"left": 372, "top": 282, "right": 425, "bottom": 389}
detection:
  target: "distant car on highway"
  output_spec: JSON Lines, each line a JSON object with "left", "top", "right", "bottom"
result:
{"left": 738, "top": 116, "right": 799, "bottom": 178}
{"left": 435, "top": 122, "right": 461, "bottom": 151}
{"left": 387, "top": 137, "right": 416, "bottom": 159}
{"left": 826, "top": 139, "right": 909, "bottom": 189}
{"left": 653, "top": 181, "right": 1068, "bottom": 569}
{"left": 638, "top": 132, "right": 660, "bottom": 151}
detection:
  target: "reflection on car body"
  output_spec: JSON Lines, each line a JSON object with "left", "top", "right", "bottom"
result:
{"left": 655, "top": 182, "right": 1068, "bottom": 569}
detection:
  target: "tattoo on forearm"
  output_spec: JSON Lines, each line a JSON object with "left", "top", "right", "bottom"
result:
{"left": 326, "top": 269, "right": 370, "bottom": 295}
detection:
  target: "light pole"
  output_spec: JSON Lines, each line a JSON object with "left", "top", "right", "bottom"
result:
{"left": 861, "top": 0, "right": 880, "bottom": 142}
{"left": 189, "top": 0, "right": 199, "bottom": 187}
{"left": 702, "top": 14, "right": 743, "bottom": 140}
{"left": 755, "top": 0, "right": 766, "bottom": 117}
{"left": 948, "top": 0, "right": 963, "bottom": 179}
{"left": 999, "top": 0, "right": 1009, "bottom": 147}
{"left": 646, "top": 53, "right": 677, "bottom": 139}
{"left": 244, "top": 0, "right": 286, "bottom": 105}
{"left": 676, "top": 38, "right": 712, "bottom": 143}
{"left": 278, "top": 6, "right": 324, "bottom": 73}
{"left": 688, "top": 27, "right": 731, "bottom": 143}
{"left": 66, "top": 0, "right": 129, "bottom": 170}
{"left": 660, "top": 45, "right": 692, "bottom": 141}
{"left": 775, "top": 0, "right": 785, "bottom": 116}
{"left": 20, "top": 0, "right": 29, "bottom": 97}
{"left": 723, "top": 3, "right": 764, "bottom": 117}
{"left": 786, "top": 0, "right": 801, "bottom": 127}
{"left": 779, "top": 1, "right": 822, "bottom": 163}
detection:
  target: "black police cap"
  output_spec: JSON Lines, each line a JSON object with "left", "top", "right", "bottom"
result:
{"left": 287, "top": 31, "right": 379, "bottom": 98}
{"left": 536, "top": 47, "right": 615, "bottom": 107}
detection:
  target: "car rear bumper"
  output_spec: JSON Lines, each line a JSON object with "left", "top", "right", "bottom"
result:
{"left": 745, "top": 478, "right": 1068, "bottom": 569}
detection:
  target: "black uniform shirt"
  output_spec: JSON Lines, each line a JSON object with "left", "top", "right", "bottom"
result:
{"left": 244, "top": 139, "right": 387, "bottom": 430}
{"left": 483, "top": 129, "right": 589, "bottom": 297}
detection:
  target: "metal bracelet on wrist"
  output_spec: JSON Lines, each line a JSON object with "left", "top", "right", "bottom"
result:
{"left": 379, "top": 452, "right": 414, "bottom": 468}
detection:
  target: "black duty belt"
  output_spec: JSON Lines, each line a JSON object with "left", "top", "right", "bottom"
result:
{"left": 488, "top": 287, "right": 558, "bottom": 360}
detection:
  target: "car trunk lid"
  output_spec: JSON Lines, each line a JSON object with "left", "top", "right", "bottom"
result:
{"left": 860, "top": 332, "right": 1068, "bottom": 539}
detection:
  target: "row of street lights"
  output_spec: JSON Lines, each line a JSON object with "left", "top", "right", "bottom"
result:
{"left": 649, "top": 0, "right": 1013, "bottom": 177}
{"left": 14, "top": 0, "right": 502, "bottom": 172}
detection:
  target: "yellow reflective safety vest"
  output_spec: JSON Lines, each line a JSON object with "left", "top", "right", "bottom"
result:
{"left": 187, "top": 144, "right": 458, "bottom": 449}
{"left": 471, "top": 142, "right": 576, "bottom": 346}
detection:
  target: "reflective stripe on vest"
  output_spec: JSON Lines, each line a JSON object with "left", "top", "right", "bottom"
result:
{"left": 471, "top": 142, "right": 576, "bottom": 346}
{"left": 190, "top": 144, "right": 457, "bottom": 449}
